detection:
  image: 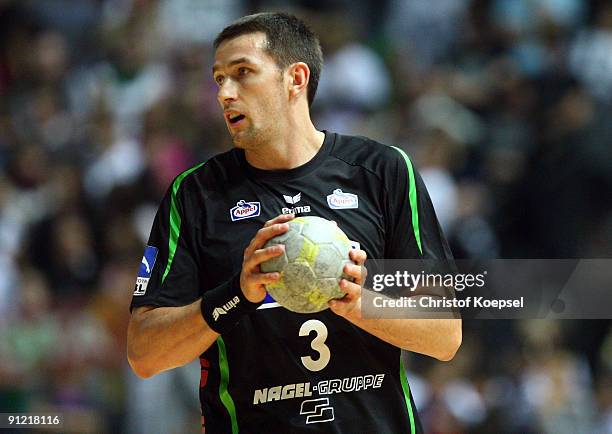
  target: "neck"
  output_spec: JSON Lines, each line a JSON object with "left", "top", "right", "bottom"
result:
{"left": 244, "top": 115, "right": 325, "bottom": 170}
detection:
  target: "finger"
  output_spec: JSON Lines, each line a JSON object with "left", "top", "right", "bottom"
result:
{"left": 264, "top": 213, "right": 295, "bottom": 228}
{"left": 330, "top": 281, "right": 362, "bottom": 317}
{"left": 328, "top": 298, "right": 349, "bottom": 315}
{"left": 244, "top": 223, "right": 289, "bottom": 257}
{"left": 328, "top": 292, "right": 356, "bottom": 316}
{"left": 339, "top": 278, "right": 360, "bottom": 298}
{"left": 349, "top": 248, "right": 367, "bottom": 265}
{"left": 255, "top": 223, "right": 290, "bottom": 245}
{"left": 244, "top": 271, "right": 281, "bottom": 286}
{"left": 347, "top": 264, "right": 367, "bottom": 286}
{"left": 245, "top": 245, "right": 285, "bottom": 270}
{"left": 343, "top": 263, "right": 362, "bottom": 281}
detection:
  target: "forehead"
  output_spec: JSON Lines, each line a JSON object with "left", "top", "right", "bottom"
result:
{"left": 213, "top": 32, "right": 271, "bottom": 67}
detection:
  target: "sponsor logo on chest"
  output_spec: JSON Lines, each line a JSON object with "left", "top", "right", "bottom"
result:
{"left": 252, "top": 373, "right": 385, "bottom": 405}
{"left": 230, "top": 200, "right": 261, "bottom": 221}
{"left": 327, "top": 189, "right": 358, "bottom": 209}
{"left": 282, "top": 191, "right": 311, "bottom": 215}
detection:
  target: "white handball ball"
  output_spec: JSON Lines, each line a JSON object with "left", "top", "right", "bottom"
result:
{"left": 260, "top": 216, "right": 353, "bottom": 313}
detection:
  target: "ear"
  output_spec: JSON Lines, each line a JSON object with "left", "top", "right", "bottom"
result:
{"left": 287, "top": 62, "right": 310, "bottom": 101}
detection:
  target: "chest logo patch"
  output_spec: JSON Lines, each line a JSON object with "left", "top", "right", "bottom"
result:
{"left": 283, "top": 192, "right": 301, "bottom": 204}
{"left": 282, "top": 191, "right": 311, "bottom": 215}
{"left": 230, "top": 200, "right": 261, "bottom": 221}
{"left": 327, "top": 189, "right": 358, "bottom": 209}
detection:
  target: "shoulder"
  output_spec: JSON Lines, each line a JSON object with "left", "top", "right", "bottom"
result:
{"left": 173, "top": 148, "right": 242, "bottom": 197}
{"left": 328, "top": 132, "right": 411, "bottom": 178}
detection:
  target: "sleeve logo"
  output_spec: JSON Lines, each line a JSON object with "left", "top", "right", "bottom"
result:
{"left": 326, "top": 189, "right": 358, "bottom": 209}
{"left": 212, "top": 296, "right": 241, "bottom": 321}
{"left": 134, "top": 245, "right": 158, "bottom": 295}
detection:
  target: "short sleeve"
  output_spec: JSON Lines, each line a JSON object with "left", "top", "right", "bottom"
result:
{"left": 383, "top": 147, "right": 456, "bottom": 302}
{"left": 130, "top": 172, "right": 202, "bottom": 311}
{"left": 384, "top": 146, "right": 454, "bottom": 262}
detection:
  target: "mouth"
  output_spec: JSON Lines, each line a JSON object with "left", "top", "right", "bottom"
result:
{"left": 225, "top": 112, "right": 246, "bottom": 126}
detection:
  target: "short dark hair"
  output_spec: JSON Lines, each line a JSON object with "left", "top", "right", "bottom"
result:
{"left": 214, "top": 12, "right": 323, "bottom": 107}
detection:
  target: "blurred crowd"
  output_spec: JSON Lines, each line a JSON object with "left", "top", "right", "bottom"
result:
{"left": 0, "top": 0, "right": 610, "bottom": 433}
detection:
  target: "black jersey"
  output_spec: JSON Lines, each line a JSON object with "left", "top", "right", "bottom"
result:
{"left": 130, "top": 131, "right": 454, "bottom": 434}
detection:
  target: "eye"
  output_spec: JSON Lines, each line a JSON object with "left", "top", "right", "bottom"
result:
{"left": 237, "top": 67, "right": 250, "bottom": 76}
{"left": 214, "top": 75, "right": 225, "bottom": 85}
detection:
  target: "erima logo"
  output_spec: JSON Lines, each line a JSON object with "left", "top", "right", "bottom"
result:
{"left": 283, "top": 192, "right": 301, "bottom": 204}
{"left": 282, "top": 205, "right": 311, "bottom": 214}
{"left": 134, "top": 245, "right": 158, "bottom": 296}
{"left": 212, "top": 296, "right": 240, "bottom": 321}
{"left": 327, "top": 189, "right": 358, "bottom": 209}
{"left": 230, "top": 200, "right": 260, "bottom": 221}
{"left": 282, "top": 192, "right": 310, "bottom": 214}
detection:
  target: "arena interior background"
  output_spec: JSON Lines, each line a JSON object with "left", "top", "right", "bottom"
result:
{"left": 0, "top": 0, "right": 611, "bottom": 433}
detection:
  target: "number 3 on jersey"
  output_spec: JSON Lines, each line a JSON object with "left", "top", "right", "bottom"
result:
{"left": 299, "top": 319, "right": 330, "bottom": 372}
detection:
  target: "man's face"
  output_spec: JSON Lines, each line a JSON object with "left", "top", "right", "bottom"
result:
{"left": 213, "top": 32, "right": 287, "bottom": 149}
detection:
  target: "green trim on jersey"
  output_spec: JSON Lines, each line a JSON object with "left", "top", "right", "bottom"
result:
{"left": 161, "top": 162, "right": 206, "bottom": 284}
{"left": 217, "top": 336, "right": 239, "bottom": 434}
{"left": 390, "top": 146, "right": 423, "bottom": 255}
{"left": 400, "top": 356, "right": 416, "bottom": 434}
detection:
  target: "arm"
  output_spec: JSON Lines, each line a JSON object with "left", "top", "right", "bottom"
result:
{"left": 345, "top": 316, "right": 461, "bottom": 362}
{"left": 330, "top": 250, "right": 462, "bottom": 361}
{"left": 127, "top": 214, "right": 293, "bottom": 378}
{"left": 329, "top": 146, "right": 462, "bottom": 360}
{"left": 127, "top": 302, "right": 218, "bottom": 378}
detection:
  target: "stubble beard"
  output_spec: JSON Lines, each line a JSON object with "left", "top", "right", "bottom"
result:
{"left": 230, "top": 123, "right": 266, "bottom": 150}
{"left": 230, "top": 111, "right": 281, "bottom": 152}
{"left": 230, "top": 82, "right": 286, "bottom": 151}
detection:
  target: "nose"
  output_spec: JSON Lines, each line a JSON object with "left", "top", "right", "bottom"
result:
{"left": 217, "top": 78, "right": 238, "bottom": 105}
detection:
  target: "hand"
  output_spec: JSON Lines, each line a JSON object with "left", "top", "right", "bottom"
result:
{"left": 329, "top": 248, "right": 368, "bottom": 319}
{"left": 240, "top": 214, "right": 295, "bottom": 303}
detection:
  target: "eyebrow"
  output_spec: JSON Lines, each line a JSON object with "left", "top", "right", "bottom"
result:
{"left": 212, "top": 57, "right": 253, "bottom": 74}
